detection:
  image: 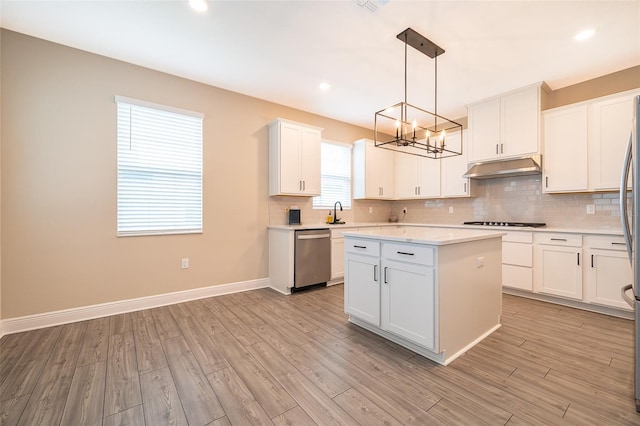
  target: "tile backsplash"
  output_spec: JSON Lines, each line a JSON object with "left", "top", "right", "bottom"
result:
{"left": 269, "top": 175, "right": 626, "bottom": 231}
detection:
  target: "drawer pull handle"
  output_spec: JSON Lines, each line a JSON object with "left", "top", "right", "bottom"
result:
{"left": 611, "top": 242, "right": 626, "bottom": 246}
{"left": 550, "top": 238, "right": 567, "bottom": 242}
{"left": 397, "top": 251, "right": 415, "bottom": 256}
{"left": 374, "top": 264, "right": 378, "bottom": 282}
{"left": 354, "top": 245, "right": 367, "bottom": 249}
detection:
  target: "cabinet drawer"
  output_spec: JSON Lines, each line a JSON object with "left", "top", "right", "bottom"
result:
{"left": 583, "top": 235, "right": 627, "bottom": 251}
{"left": 503, "top": 231, "right": 533, "bottom": 243}
{"left": 534, "top": 233, "right": 582, "bottom": 247}
{"left": 503, "top": 264, "right": 533, "bottom": 291}
{"left": 345, "top": 239, "right": 380, "bottom": 257}
{"left": 502, "top": 242, "right": 533, "bottom": 267}
{"left": 382, "top": 243, "right": 434, "bottom": 266}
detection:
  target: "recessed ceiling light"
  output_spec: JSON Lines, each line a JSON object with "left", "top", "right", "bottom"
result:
{"left": 319, "top": 82, "right": 331, "bottom": 91}
{"left": 575, "top": 28, "right": 596, "bottom": 41}
{"left": 189, "top": 0, "right": 208, "bottom": 12}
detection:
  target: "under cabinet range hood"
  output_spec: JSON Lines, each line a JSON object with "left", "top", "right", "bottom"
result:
{"left": 463, "top": 154, "right": 542, "bottom": 180}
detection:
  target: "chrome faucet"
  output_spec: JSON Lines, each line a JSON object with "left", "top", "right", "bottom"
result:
{"left": 333, "top": 201, "right": 343, "bottom": 224}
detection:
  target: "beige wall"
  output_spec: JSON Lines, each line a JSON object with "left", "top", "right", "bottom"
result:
{"left": 0, "top": 30, "right": 372, "bottom": 319}
{"left": 546, "top": 65, "right": 640, "bottom": 109}
{"left": 2, "top": 29, "right": 637, "bottom": 321}
{"left": 0, "top": 28, "right": 3, "bottom": 324}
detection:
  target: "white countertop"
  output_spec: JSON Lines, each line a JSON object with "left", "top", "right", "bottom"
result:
{"left": 342, "top": 227, "right": 506, "bottom": 246}
{"left": 267, "top": 222, "right": 396, "bottom": 230}
{"left": 268, "top": 222, "right": 623, "bottom": 236}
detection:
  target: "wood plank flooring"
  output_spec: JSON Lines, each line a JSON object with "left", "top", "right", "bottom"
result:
{"left": 1, "top": 285, "right": 639, "bottom": 425}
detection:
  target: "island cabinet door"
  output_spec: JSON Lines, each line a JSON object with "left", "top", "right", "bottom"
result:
{"left": 344, "top": 253, "right": 381, "bottom": 326}
{"left": 381, "top": 259, "right": 437, "bottom": 352}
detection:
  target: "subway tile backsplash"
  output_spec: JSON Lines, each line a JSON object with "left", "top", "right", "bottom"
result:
{"left": 269, "top": 175, "right": 626, "bottom": 231}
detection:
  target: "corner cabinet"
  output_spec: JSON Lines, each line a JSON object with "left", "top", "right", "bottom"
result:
{"left": 353, "top": 139, "right": 395, "bottom": 200}
{"left": 468, "top": 83, "right": 548, "bottom": 162}
{"left": 588, "top": 90, "right": 639, "bottom": 191}
{"left": 583, "top": 236, "right": 633, "bottom": 311}
{"left": 268, "top": 118, "right": 322, "bottom": 196}
{"left": 542, "top": 104, "right": 589, "bottom": 192}
{"left": 542, "top": 89, "right": 639, "bottom": 194}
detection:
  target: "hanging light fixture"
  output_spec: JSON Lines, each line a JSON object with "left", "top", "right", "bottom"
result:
{"left": 374, "top": 28, "right": 463, "bottom": 159}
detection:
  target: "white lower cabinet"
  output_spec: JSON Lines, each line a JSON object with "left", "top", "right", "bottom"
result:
{"left": 331, "top": 238, "right": 345, "bottom": 280}
{"left": 344, "top": 252, "right": 380, "bottom": 326}
{"left": 584, "top": 236, "right": 633, "bottom": 311}
{"left": 330, "top": 227, "right": 359, "bottom": 282}
{"left": 501, "top": 232, "right": 533, "bottom": 291}
{"left": 344, "top": 233, "right": 502, "bottom": 365}
{"left": 381, "top": 259, "right": 436, "bottom": 351}
{"left": 344, "top": 238, "right": 381, "bottom": 325}
{"left": 533, "top": 233, "right": 583, "bottom": 300}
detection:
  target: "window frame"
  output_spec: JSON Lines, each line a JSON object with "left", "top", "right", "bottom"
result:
{"left": 313, "top": 140, "right": 352, "bottom": 210}
{"left": 115, "top": 95, "right": 204, "bottom": 237}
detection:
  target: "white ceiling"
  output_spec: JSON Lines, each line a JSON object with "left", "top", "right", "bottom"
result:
{"left": 1, "top": 0, "right": 639, "bottom": 129}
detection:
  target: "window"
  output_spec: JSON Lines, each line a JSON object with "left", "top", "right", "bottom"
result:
{"left": 116, "top": 96, "right": 203, "bottom": 236}
{"left": 313, "top": 141, "right": 352, "bottom": 209}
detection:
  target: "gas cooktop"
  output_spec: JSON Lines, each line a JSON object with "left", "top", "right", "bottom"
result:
{"left": 463, "top": 221, "right": 546, "bottom": 228}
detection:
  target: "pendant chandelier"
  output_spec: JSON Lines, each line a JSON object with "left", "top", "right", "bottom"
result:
{"left": 374, "top": 28, "right": 463, "bottom": 159}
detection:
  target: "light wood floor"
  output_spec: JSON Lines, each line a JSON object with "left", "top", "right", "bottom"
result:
{"left": 1, "top": 284, "right": 638, "bottom": 425}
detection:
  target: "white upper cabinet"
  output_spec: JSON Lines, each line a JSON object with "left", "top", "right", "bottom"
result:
{"left": 588, "top": 91, "right": 638, "bottom": 191}
{"left": 542, "top": 89, "right": 639, "bottom": 193}
{"left": 543, "top": 104, "right": 589, "bottom": 192}
{"left": 468, "top": 83, "right": 547, "bottom": 162}
{"left": 268, "top": 118, "right": 322, "bottom": 196}
{"left": 441, "top": 130, "right": 470, "bottom": 198}
{"left": 395, "top": 153, "right": 440, "bottom": 199}
{"left": 353, "top": 139, "right": 395, "bottom": 200}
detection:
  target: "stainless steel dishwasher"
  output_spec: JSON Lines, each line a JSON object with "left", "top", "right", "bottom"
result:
{"left": 294, "top": 228, "right": 331, "bottom": 291}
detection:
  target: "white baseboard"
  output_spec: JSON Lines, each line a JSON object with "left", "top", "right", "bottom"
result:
{"left": 1, "top": 278, "right": 270, "bottom": 337}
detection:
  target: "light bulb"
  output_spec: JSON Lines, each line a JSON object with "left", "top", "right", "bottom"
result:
{"left": 189, "top": 0, "right": 208, "bottom": 12}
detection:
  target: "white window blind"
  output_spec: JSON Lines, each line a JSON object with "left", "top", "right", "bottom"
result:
{"left": 116, "top": 96, "right": 203, "bottom": 236}
{"left": 313, "top": 141, "right": 352, "bottom": 209}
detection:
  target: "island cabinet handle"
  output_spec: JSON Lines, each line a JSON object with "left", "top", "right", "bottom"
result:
{"left": 550, "top": 238, "right": 567, "bottom": 242}
{"left": 397, "top": 251, "right": 415, "bottom": 256}
{"left": 612, "top": 242, "right": 626, "bottom": 246}
{"left": 353, "top": 245, "right": 367, "bottom": 249}
{"left": 577, "top": 253, "right": 580, "bottom": 266}
{"left": 384, "top": 267, "right": 388, "bottom": 284}
{"left": 591, "top": 254, "right": 594, "bottom": 268}
{"left": 373, "top": 265, "right": 378, "bottom": 282}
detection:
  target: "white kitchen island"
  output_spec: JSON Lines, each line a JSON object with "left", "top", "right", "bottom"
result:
{"left": 343, "top": 227, "right": 504, "bottom": 365}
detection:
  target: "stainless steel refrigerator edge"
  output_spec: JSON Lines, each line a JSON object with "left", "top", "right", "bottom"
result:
{"left": 620, "top": 94, "right": 640, "bottom": 413}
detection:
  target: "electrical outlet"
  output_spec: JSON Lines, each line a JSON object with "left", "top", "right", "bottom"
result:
{"left": 449, "top": 206, "right": 454, "bottom": 214}
{"left": 369, "top": 207, "right": 373, "bottom": 213}
{"left": 181, "top": 258, "right": 189, "bottom": 269}
{"left": 476, "top": 257, "right": 484, "bottom": 268}
{"left": 402, "top": 207, "right": 408, "bottom": 214}
{"left": 586, "top": 204, "right": 595, "bottom": 215}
